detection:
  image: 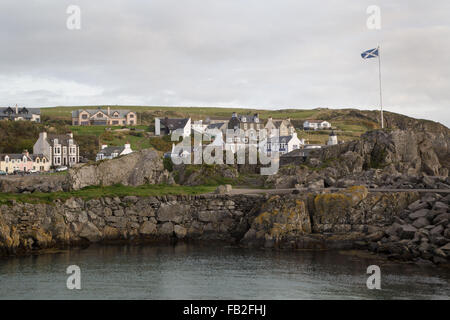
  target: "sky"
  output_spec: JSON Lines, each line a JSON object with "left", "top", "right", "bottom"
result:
{"left": 0, "top": 0, "right": 449, "bottom": 127}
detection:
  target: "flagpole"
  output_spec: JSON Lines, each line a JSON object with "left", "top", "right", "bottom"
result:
{"left": 378, "top": 45, "right": 384, "bottom": 129}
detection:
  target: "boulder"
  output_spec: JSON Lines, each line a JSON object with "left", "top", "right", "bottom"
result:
{"left": 430, "top": 225, "right": 444, "bottom": 236}
{"left": 399, "top": 225, "right": 417, "bottom": 239}
{"left": 67, "top": 148, "right": 170, "bottom": 190}
{"left": 307, "top": 179, "right": 325, "bottom": 190}
{"left": 412, "top": 217, "right": 429, "bottom": 229}
{"left": 139, "top": 221, "right": 157, "bottom": 235}
{"left": 409, "top": 209, "right": 429, "bottom": 220}
{"left": 408, "top": 200, "right": 428, "bottom": 211}
{"left": 79, "top": 222, "right": 102, "bottom": 242}
{"left": 215, "top": 184, "right": 232, "bottom": 194}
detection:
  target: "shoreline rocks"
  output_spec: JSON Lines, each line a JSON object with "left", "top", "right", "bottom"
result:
{"left": 1, "top": 188, "right": 448, "bottom": 266}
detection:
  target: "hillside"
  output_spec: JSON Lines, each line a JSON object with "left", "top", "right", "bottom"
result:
{"left": 1, "top": 106, "right": 447, "bottom": 160}
{"left": 41, "top": 105, "right": 448, "bottom": 145}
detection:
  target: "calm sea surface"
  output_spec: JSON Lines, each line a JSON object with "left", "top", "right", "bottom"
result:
{"left": 0, "top": 244, "right": 449, "bottom": 300}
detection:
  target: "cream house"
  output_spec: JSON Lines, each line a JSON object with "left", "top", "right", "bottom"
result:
{"left": 265, "top": 117, "right": 296, "bottom": 136}
{"left": 72, "top": 107, "right": 137, "bottom": 126}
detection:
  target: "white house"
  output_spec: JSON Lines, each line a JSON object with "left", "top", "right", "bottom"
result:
{"left": 155, "top": 117, "right": 191, "bottom": 137}
{"left": 262, "top": 132, "right": 305, "bottom": 156}
{"left": 33, "top": 132, "right": 79, "bottom": 167}
{"left": 303, "top": 120, "right": 331, "bottom": 130}
{"left": 95, "top": 143, "right": 133, "bottom": 161}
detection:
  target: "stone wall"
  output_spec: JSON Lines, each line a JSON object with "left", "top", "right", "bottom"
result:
{"left": 1, "top": 187, "right": 448, "bottom": 264}
{"left": 0, "top": 194, "right": 264, "bottom": 256}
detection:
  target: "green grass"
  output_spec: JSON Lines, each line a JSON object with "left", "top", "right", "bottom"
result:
{"left": 41, "top": 105, "right": 324, "bottom": 122}
{"left": 69, "top": 125, "right": 148, "bottom": 136}
{"left": 0, "top": 184, "right": 217, "bottom": 205}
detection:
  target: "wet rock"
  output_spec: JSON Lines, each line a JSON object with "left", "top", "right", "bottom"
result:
{"left": 399, "top": 225, "right": 417, "bottom": 239}
{"left": 139, "top": 221, "right": 157, "bottom": 235}
{"left": 409, "top": 209, "right": 429, "bottom": 220}
{"left": 430, "top": 225, "right": 444, "bottom": 236}
{"left": 412, "top": 217, "right": 429, "bottom": 229}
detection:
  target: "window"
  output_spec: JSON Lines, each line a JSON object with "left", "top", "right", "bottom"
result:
{"left": 97, "top": 113, "right": 103, "bottom": 117}
{"left": 129, "top": 114, "right": 134, "bottom": 118}
{"left": 82, "top": 114, "right": 88, "bottom": 119}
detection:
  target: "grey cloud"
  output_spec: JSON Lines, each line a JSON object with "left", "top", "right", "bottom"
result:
{"left": 0, "top": 0, "right": 449, "bottom": 126}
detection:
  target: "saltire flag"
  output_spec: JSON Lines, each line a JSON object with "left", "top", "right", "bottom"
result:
{"left": 361, "top": 47, "right": 379, "bottom": 59}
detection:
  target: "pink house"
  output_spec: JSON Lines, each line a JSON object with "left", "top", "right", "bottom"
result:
{"left": 0, "top": 150, "right": 33, "bottom": 173}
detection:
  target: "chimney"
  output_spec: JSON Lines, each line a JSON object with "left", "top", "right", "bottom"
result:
{"left": 15, "top": 104, "right": 18, "bottom": 114}
{"left": 107, "top": 107, "right": 110, "bottom": 116}
{"left": 232, "top": 112, "right": 237, "bottom": 118}
{"left": 155, "top": 117, "right": 161, "bottom": 135}
{"left": 67, "top": 132, "right": 73, "bottom": 138}
{"left": 41, "top": 132, "right": 47, "bottom": 140}
{"left": 101, "top": 144, "right": 108, "bottom": 150}
{"left": 23, "top": 149, "right": 29, "bottom": 157}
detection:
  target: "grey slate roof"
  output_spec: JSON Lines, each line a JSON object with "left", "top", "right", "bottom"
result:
{"left": 160, "top": 118, "right": 189, "bottom": 130}
{"left": 268, "top": 135, "right": 294, "bottom": 143}
{"left": 30, "top": 154, "right": 48, "bottom": 161}
{"left": 238, "top": 115, "right": 259, "bottom": 123}
{"left": 0, "top": 107, "right": 40, "bottom": 119}
{"left": 71, "top": 109, "right": 133, "bottom": 118}
{"left": 0, "top": 154, "right": 33, "bottom": 161}
{"left": 46, "top": 134, "right": 76, "bottom": 146}
{"left": 98, "top": 146, "right": 125, "bottom": 157}
{"left": 206, "top": 122, "right": 225, "bottom": 130}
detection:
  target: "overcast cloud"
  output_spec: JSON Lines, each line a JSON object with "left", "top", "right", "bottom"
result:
{"left": 1, "top": 0, "right": 449, "bottom": 127}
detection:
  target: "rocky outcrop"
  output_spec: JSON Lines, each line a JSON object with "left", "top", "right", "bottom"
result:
{"left": 267, "top": 128, "right": 450, "bottom": 189}
{"left": 364, "top": 192, "right": 450, "bottom": 264}
{"left": 242, "top": 195, "right": 311, "bottom": 248}
{"left": 172, "top": 164, "right": 238, "bottom": 186}
{"left": 67, "top": 148, "right": 172, "bottom": 190}
{"left": 0, "top": 175, "right": 69, "bottom": 193}
{"left": 316, "top": 129, "right": 449, "bottom": 177}
{"left": 0, "top": 148, "right": 172, "bottom": 193}
{"left": 241, "top": 187, "right": 424, "bottom": 253}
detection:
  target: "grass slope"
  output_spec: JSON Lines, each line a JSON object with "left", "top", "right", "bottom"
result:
{"left": 0, "top": 184, "right": 216, "bottom": 204}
